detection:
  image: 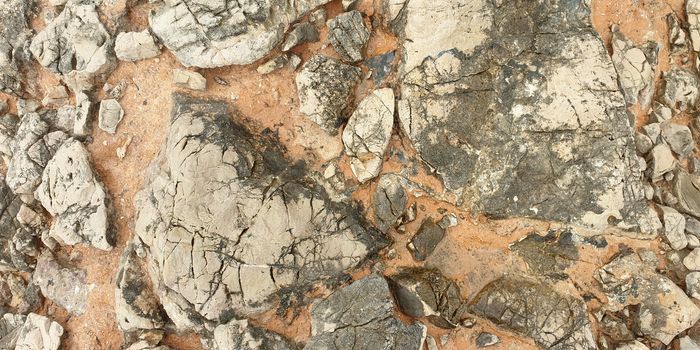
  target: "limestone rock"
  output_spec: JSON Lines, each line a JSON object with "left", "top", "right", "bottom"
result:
{"left": 15, "top": 313, "right": 63, "bottom": 350}
{"left": 373, "top": 174, "right": 407, "bottom": 232}
{"left": 281, "top": 23, "right": 319, "bottom": 51}
{"left": 173, "top": 69, "right": 206, "bottom": 91}
{"left": 98, "top": 99, "right": 124, "bottom": 134}
{"left": 680, "top": 337, "right": 700, "bottom": 350}
{"left": 0, "top": 313, "right": 27, "bottom": 348}
{"left": 395, "top": 0, "right": 659, "bottom": 236}
{"left": 327, "top": 10, "right": 370, "bottom": 63}
{"left": 0, "top": 114, "right": 18, "bottom": 166}
{"left": 342, "top": 88, "right": 394, "bottom": 182}
{"left": 668, "top": 14, "right": 688, "bottom": 53}
{"left": 685, "top": 248, "right": 700, "bottom": 270}
{"left": 202, "top": 319, "right": 298, "bottom": 350}
{"left": 0, "top": 273, "right": 41, "bottom": 314}
{"left": 674, "top": 171, "right": 700, "bottom": 218}
{"left": 30, "top": 2, "right": 116, "bottom": 92}
{"left": 256, "top": 55, "right": 289, "bottom": 75}
{"left": 616, "top": 341, "right": 649, "bottom": 350}
{"left": 688, "top": 272, "right": 700, "bottom": 299}
{"left": 35, "top": 138, "right": 112, "bottom": 250}
{"left": 33, "top": 252, "right": 88, "bottom": 315}
{"left": 73, "top": 91, "right": 93, "bottom": 136}
{"left": 305, "top": 274, "right": 427, "bottom": 350}
{"left": 296, "top": 55, "right": 361, "bottom": 131}
{"left": 0, "top": 0, "right": 34, "bottom": 95}
{"left": 41, "top": 86, "right": 69, "bottom": 108}
{"left": 0, "top": 177, "right": 39, "bottom": 271}
{"left": 470, "top": 275, "right": 596, "bottom": 349}
{"left": 660, "top": 205, "right": 687, "bottom": 250}
{"left": 611, "top": 25, "right": 658, "bottom": 110}
{"left": 134, "top": 94, "right": 385, "bottom": 331}
{"left": 115, "top": 245, "right": 165, "bottom": 334}
{"left": 688, "top": 0, "right": 700, "bottom": 67}
{"left": 409, "top": 218, "right": 445, "bottom": 261}
{"left": 660, "top": 68, "right": 700, "bottom": 112}
{"left": 115, "top": 30, "right": 161, "bottom": 62}
{"left": 149, "top": 0, "right": 331, "bottom": 68}
{"left": 649, "top": 144, "right": 676, "bottom": 181}
{"left": 661, "top": 122, "right": 694, "bottom": 158}
{"left": 595, "top": 252, "right": 700, "bottom": 344}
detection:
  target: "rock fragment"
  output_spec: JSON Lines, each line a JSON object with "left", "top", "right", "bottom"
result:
{"left": 306, "top": 274, "right": 427, "bottom": 350}
{"left": 115, "top": 30, "right": 161, "bottom": 62}
{"left": 73, "top": 92, "right": 92, "bottom": 136}
{"left": 342, "top": 88, "right": 394, "bottom": 182}
{"left": 674, "top": 171, "right": 700, "bottom": 218}
{"left": 256, "top": 55, "right": 289, "bottom": 75}
{"left": 115, "top": 245, "right": 165, "bottom": 335}
{"left": 408, "top": 218, "right": 445, "bottom": 261}
{"left": 688, "top": 0, "right": 700, "bottom": 67}
{"left": 611, "top": 25, "right": 658, "bottom": 109}
{"left": 172, "top": 69, "right": 206, "bottom": 91}
{"left": 661, "top": 122, "right": 694, "bottom": 158}
{"left": 202, "top": 319, "right": 297, "bottom": 350}
{"left": 41, "top": 86, "right": 69, "bottom": 108}
{"left": 98, "top": 99, "right": 124, "bottom": 134}
{"left": 0, "top": 0, "right": 34, "bottom": 95}
{"left": 35, "top": 138, "right": 112, "bottom": 250}
{"left": 661, "top": 68, "right": 700, "bottom": 112}
{"left": 0, "top": 177, "right": 38, "bottom": 271}
{"left": 0, "top": 313, "right": 27, "bottom": 348}
{"left": 0, "top": 114, "right": 18, "bottom": 165}
{"left": 476, "top": 333, "right": 500, "bottom": 348}
{"left": 660, "top": 205, "right": 688, "bottom": 250}
{"left": 281, "top": 23, "right": 319, "bottom": 51}
{"left": 15, "top": 313, "right": 63, "bottom": 350}
{"left": 33, "top": 252, "right": 88, "bottom": 315}
{"left": 685, "top": 248, "right": 700, "bottom": 270}
{"left": 649, "top": 144, "right": 676, "bottom": 181}
{"left": 616, "top": 341, "right": 649, "bottom": 350}
{"left": 296, "top": 55, "right": 361, "bottom": 131}
{"left": 373, "top": 174, "right": 407, "bottom": 232}
{"left": 327, "top": 10, "right": 370, "bottom": 63}
{"left": 668, "top": 13, "right": 689, "bottom": 53}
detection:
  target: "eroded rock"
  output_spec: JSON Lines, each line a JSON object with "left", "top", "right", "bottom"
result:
{"left": 661, "top": 68, "right": 700, "bottom": 112}
{"left": 98, "top": 99, "right": 124, "bottom": 134}
{"left": 115, "top": 30, "right": 161, "bottom": 62}
{"left": 373, "top": 174, "right": 407, "bottom": 232}
{"left": 611, "top": 25, "right": 658, "bottom": 109}
{"left": 674, "top": 171, "right": 700, "bottom": 218}
{"left": 33, "top": 252, "right": 88, "bottom": 315}
{"left": 173, "top": 69, "right": 206, "bottom": 91}
{"left": 408, "top": 218, "right": 445, "bottom": 261}
{"left": 0, "top": 0, "right": 34, "bottom": 95}
{"left": 15, "top": 313, "right": 63, "bottom": 350}
{"left": 115, "top": 245, "right": 165, "bottom": 335}
{"left": 0, "top": 177, "right": 38, "bottom": 271}
{"left": 327, "top": 10, "right": 370, "bottom": 63}
{"left": 661, "top": 122, "right": 694, "bottom": 158}
{"left": 202, "top": 319, "right": 298, "bottom": 350}
{"left": 281, "top": 23, "right": 319, "bottom": 52}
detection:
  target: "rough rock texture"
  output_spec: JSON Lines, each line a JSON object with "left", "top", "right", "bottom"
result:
{"left": 595, "top": 252, "right": 700, "bottom": 344}
{"left": 0, "top": 114, "right": 17, "bottom": 165}
{"left": 409, "top": 218, "right": 445, "bottom": 261}
{"left": 134, "top": 94, "right": 385, "bottom": 331}
{"left": 342, "top": 88, "right": 394, "bottom": 182}
{"left": 115, "top": 245, "right": 165, "bottom": 335}
{"left": 33, "top": 252, "right": 88, "bottom": 315}
{"left": 30, "top": 2, "right": 116, "bottom": 92}
{"left": 115, "top": 30, "right": 161, "bottom": 62}
{"left": 690, "top": 0, "right": 700, "bottom": 67}
{"left": 327, "top": 10, "right": 370, "bottom": 63}
{"left": 0, "top": 313, "right": 27, "bottom": 348}
{"left": 395, "top": 0, "right": 659, "bottom": 236}
{"left": 173, "top": 69, "right": 207, "bottom": 91}
{"left": 149, "top": 0, "right": 331, "bottom": 68}
{"left": 281, "top": 23, "right": 319, "bottom": 52}
{"left": 674, "top": 171, "right": 700, "bottom": 218}
{"left": 510, "top": 229, "right": 581, "bottom": 279}
{"left": 470, "top": 275, "right": 597, "bottom": 350}
{"left": 296, "top": 55, "right": 361, "bottom": 131}
{"left": 201, "top": 319, "right": 298, "bottom": 350}
{"left": 0, "top": 177, "right": 38, "bottom": 271}
{"left": 661, "top": 122, "right": 694, "bottom": 157}
{"left": 661, "top": 68, "right": 700, "bottom": 112}
{"left": 15, "top": 313, "right": 63, "bottom": 350}
{"left": 98, "top": 99, "right": 124, "bottom": 134}
{"left": 373, "top": 174, "right": 407, "bottom": 232}
{"left": 305, "top": 274, "right": 426, "bottom": 350}
{"left": 0, "top": 0, "right": 33, "bottom": 95}
{"left": 611, "top": 25, "right": 658, "bottom": 109}
{"left": 660, "top": 205, "right": 687, "bottom": 250}
{"left": 35, "top": 138, "right": 112, "bottom": 250}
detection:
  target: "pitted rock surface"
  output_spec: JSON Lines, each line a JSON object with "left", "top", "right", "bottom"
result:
{"left": 395, "top": 0, "right": 659, "bottom": 236}
{"left": 134, "top": 94, "right": 385, "bottom": 331}
{"left": 149, "top": 0, "right": 331, "bottom": 68}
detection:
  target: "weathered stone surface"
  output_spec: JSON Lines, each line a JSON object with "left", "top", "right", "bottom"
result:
{"left": 680, "top": 337, "right": 700, "bottom": 350}
{"left": 134, "top": 94, "right": 385, "bottom": 330}
{"left": 342, "top": 88, "right": 394, "bottom": 182}
{"left": 688, "top": 0, "right": 700, "bottom": 68}
{"left": 470, "top": 275, "right": 596, "bottom": 350}
{"left": 408, "top": 218, "right": 445, "bottom": 261}
{"left": 668, "top": 13, "right": 688, "bottom": 53}
{"left": 611, "top": 25, "right": 658, "bottom": 109}
{"left": 115, "top": 30, "right": 161, "bottom": 62}
{"left": 149, "top": 0, "right": 331, "bottom": 68}
{"left": 202, "top": 319, "right": 298, "bottom": 350}
{"left": 115, "top": 245, "right": 165, "bottom": 334}
{"left": 0, "top": 0, "right": 33, "bottom": 95}
{"left": 296, "top": 55, "right": 361, "bottom": 131}
{"left": 327, "top": 11, "right": 370, "bottom": 63}
{"left": 0, "top": 114, "right": 17, "bottom": 165}
{"left": 173, "top": 69, "right": 206, "bottom": 91}
{"left": 15, "top": 313, "right": 63, "bottom": 350}
{"left": 595, "top": 252, "right": 700, "bottom": 344}
{"left": 0, "top": 273, "right": 41, "bottom": 314}
{"left": 660, "top": 68, "right": 700, "bottom": 112}
{"left": 395, "top": 0, "right": 658, "bottom": 236}
{"left": 476, "top": 332, "right": 500, "bottom": 348}
{"left": 616, "top": 341, "right": 649, "bottom": 350}
{"left": 373, "top": 174, "right": 407, "bottom": 232}
{"left": 649, "top": 144, "right": 675, "bottom": 181}
{"left": 0, "top": 313, "right": 27, "bottom": 348}
{"left": 661, "top": 122, "right": 694, "bottom": 158}
{"left": 685, "top": 248, "right": 700, "bottom": 270}
{"left": 281, "top": 23, "right": 319, "bottom": 52}
{"left": 35, "top": 138, "right": 112, "bottom": 250}
{"left": 366, "top": 51, "right": 396, "bottom": 85}
{"left": 41, "top": 86, "right": 69, "bottom": 108}
{"left": 256, "top": 55, "right": 289, "bottom": 75}
{"left": 0, "top": 177, "right": 38, "bottom": 272}
{"left": 687, "top": 271, "right": 700, "bottom": 299}
{"left": 674, "top": 171, "right": 700, "bottom": 218}
{"left": 33, "top": 252, "right": 88, "bottom": 315}
{"left": 98, "top": 99, "right": 124, "bottom": 134}
{"left": 510, "top": 229, "right": 581, "bottom": 279}
{"left": 305, "top": 274, "right": 426, "bottom": 350}
{"left": 30, "top": 2, "right": 116, "bottom": 92}
{"left": 660, "top": 205, "right": 687, "bottom": 250}
{"left": 388, "top": 268, "right": 468, "bottom": 329}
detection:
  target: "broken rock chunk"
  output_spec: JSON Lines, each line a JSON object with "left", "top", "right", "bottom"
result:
{"left": 674, "top": 171, "right": 700, "bottom": 218}
{"left": 149, "top": 0, "right": 331, "bottom": 67}
{"left": 409, "top": 218, "right": 445, "bottom": 261}
{"left": 470, "top": 275, "right": 596, "bottom": 349}
{"left": 98, "top": 99, "right": 124, "bottom": 134}
{"left": 306, "top": 274, "right": 426, "bottom": 350}
{"left": 687, "top": 272, "right": 700, "bottom": 299}
{"left": 33, "top": 252, "right": 88, "bottom": 315}
{"left": 342, "top": 88, "right": 394, "bottom": 182}
{"left": 115, "top": 30, "right": 161, "bottom": 62}
{"left": 202, "top": 319, "right": 297, "bottom": 350}
{"left": 661, "top": 122, "right": 694, "bottom": 158}
{"left": 660, "top": 68, "right": 700, "bottom": 112}
{"left": 35, "top": 138, "right": 112, "bottom": 251}
{"left": 0, "top": 0, "right": 34, "bottom": 95}
{"left": 281, "top": 23, "right": 319, "bottom": 51}
{"left": 172, "top": 69, "right": 206, "bottom": 91}
{"left": 327, "top": 10, "right": 370, "bottom": 63}
{"left": 648, "top": 144, "right": 676, "bottom": 181}
{"left": 0, "top": 313, "right": 27, "bottom": 348}
{"left": 115, "top": 245, "right": 165, "bottom": 334}
{"left": 668, "top": 13, "right": 688, "bottom": 53}
{"left": 684, "top": 248, "right": 700, "bottom": 270}
{"left": 689, "top": 0, "right": 700, "bottom": 67}
{"left": 373, "top": 174, "right": 407, "bottom": 232}
{"left": 611, "top": 25, "right": 658, "bottom": 109}
{"left": 15, "top": 313, "right": 63, "bottom": 350}
{"left": 296, "top": 55, "right": 361, "bottom": 131}
{"left": 0, "top": 177, "right": 38, "bottom": 271}
{"left": 659, "top": 205, "right": 688, "bottom": 250}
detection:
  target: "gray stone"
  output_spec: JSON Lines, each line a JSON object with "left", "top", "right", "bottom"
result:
{"left": 688, "top": 0, "right": 700, "bottom": 68}
{"left": 373, "top": 174, "right": 407, "bottom": 232}
{"left": 202, "top": 319, "right": 298, "bottom": 350}
{"left": 365, "top": 51, "right": 396, "bottom": 85}
{"left": 470, "top": 275, "right": 596, "bottom": 350}
{"left": 611, "top": 25, "right": 658, "bottom": 110}
{"left": 674, "top": 171, "right": 700, "bottom": 218}
{"left": 660, "top": 68, "right": 700, "bottom": 112}
{"left": 33, "top": 252, "right": 88, "bottom": 315}
{"left": 98, "top": 99, "right": 124, "bottom": 134}
{"left": 342, "top": 88, "right": 394, "bottom": 182}
{"left": 685, "top": 248, "right": 700, "bottom": 270}
{"left": 395, "top": 0, "right": 659, "bottom": 236}
{"left": 115, "top": 245, "right": 165, "bottom": 334}
{"left": 687, "top": 272, "right": 700, "bottom": 299}
{"left": 510, "top": 229, "right": 580, "bottom": 278}
{"left": 687, "top": 217, "right": 700, "bottom": 236}
{"left": 173, "top": 69, "right": 206, "bottom": 91}
{"left": 305, "top": 274, "right": 427, "bottom": 350}
{"left": 648, "top": 144, "right": 675, "bottom": 181}
{"left": 134, "top": 94, "right": 385, "bottom": 331}
{"left": 0, "top": 273, "right": 41, "bottom": 314}
{"left": 595, "top": 252, "right": 700, "bottom": 344}
{"left": 660, "top": 205, "right": 687, "bottom": 250}
{"left": 616, "top": 341, "right": 649, "bottom": 350}
{"left": 0, "top": 0, "right": 34, "bottom": 95}
{"left": 296, "top": 55, "right": 361, "bottom": 131}
{"left": 149, "top": 0, "right": 331, "bottom": 67}
{"left": 73, "top": 91, "right": 92, "bottom": 136}
{"left": 661, "top": 122, "right": 694, "bottom": 157}
{"left": 30, "top": 2, "right": 116, "bottom": 92}
{"left": 256, "top": 55, "right": 289, "bottom": 75}
{"left": 35, "top": 138, "right": 112, "bottom": 250}
{"left": 643, "top": 122, "right": 661, "bottom": 143}
{"left": 15, "top": 313, "right": 63, "bottom": 350}
{"left": 668, "top": 13, "right": 688, "bottom": 53}
{"left": 327, "top": 10, "right": 369, "bottom": 63}
{"left": 0, "top": 177, "right": 39, "bottom": 271}
{"left": 476, "top": 332, "right": 500, "bottom": 348}
{"left": 115, "top": 30, "right": 161, "bottom": 62}
{"left": 649, "top": 102, "right": 672, "bottom": 123}
{"left": 409, "top": 218, "right": 445, "bottom": 261}
{"left": 0, "top": 114, "right": 18, "bottom": 165}
{"left": 281, "top": 23, "right": 319, "bottom": 51}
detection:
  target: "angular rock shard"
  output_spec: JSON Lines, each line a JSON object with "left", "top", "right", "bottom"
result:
{"left": 0, "top": 0, "right": 34, "bottom": 95}
{"left": 0, "top": 177, "right": 38, "bottom": 271}
{"left": 35, "top": 138, "right": 112, "bottom": 251}
{"left": 134, "top": 94, "right": 385, "bottom": 330}
{"left": 33, "top": 252, "right": 88, "bottom": 315}
{"left": 149, "top": 0, "right": 331, "bottom": 68}
{"left": 306, "top": 274, "right": 426, "bottom": 350}
{"left": 327, "top": 10, "right": 370, "bottom": 63}
{"left": 373, "top": 174, "right": 407, "bottom": 232}
{"left": 470, "top": 275, "right": 597, "bottom": 350}
{"left": 395, "top": 0, "right": 659, "bottom": 236}
{"left": 15, "top": 313, "right": 63, "bottom": 350}
{"left": 98, "top": 99, "right": 124, "bottom": 134}
{"left": 115, "top": 30, "right": 161, "bottom": 62}
{"left": 202, "top": 319, "right": 298, "bottom": 350}
{"left": 115, "top": 245, "right": 165, "bottom": 334}
{"left": 611, "top": 25, "right": 658, "bottom": 109}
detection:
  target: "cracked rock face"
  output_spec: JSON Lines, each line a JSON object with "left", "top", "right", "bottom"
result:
{"left": 611, "top": 25, "right": 658, "bottom": 110}
{"left": 149, "top": 0, "right": 331, "bottom": 68}
{"left": 373, "top": 174, "right": 407, "bottom": 232}
{"left": 595, "top": 252, "right": 700, "bottom": 344}
{"left": 327, "top": 10, "right": 370, "bottom": 63}
{"left": 202, "top": 319, "right": 298, "bottom": 350}
{"left": 342, "top": 88, "right": 395, "bottom": 182}
{"left": 296, "top": 55, "right": 361, "bottom": 132}
{"left": 689, "top": 0, "right": 700, "bottom": 67}
{"left": 305, "top": 274, "right": 427, "bottom": 350}
{"left": 470, "top": 275, "right": 597, "bottom": 350}
{"left": 0, "top": 0, "right": 34, "bottom": 96}
{"left": 134, "top": 94, "right": 385, "bottom": 330}
{"left": 35, "top": 138, "right": 112, "bottom": 251}
{"left": 29, "top": 2, "right": 116, "bottom": 93}
{"left": 395, "top": 0, "right": 659, "bottom": 235}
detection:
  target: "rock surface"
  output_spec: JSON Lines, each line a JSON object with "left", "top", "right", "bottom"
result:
{"left": 373, "top": 174, "right": 407, "bottom": 232}
{"left": 327, "top": 10, "right": 370, "bottom": 63}
{"left": 98, "top": 99, "right": 124, "bottom": 134}
{"left": 15, "top": 313, "right": 63, "bottom": 350}
{"left": 0, "top": 0, "right": 33, "bottom": 95}
{"left": 611, "top": 25, "right": 658, "bottom": 109}
{"left": 33, "top": 252, "right": 88, "bottom": 315}
{"left": 115, "top": 31, "right": 161, "bottom": 62}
